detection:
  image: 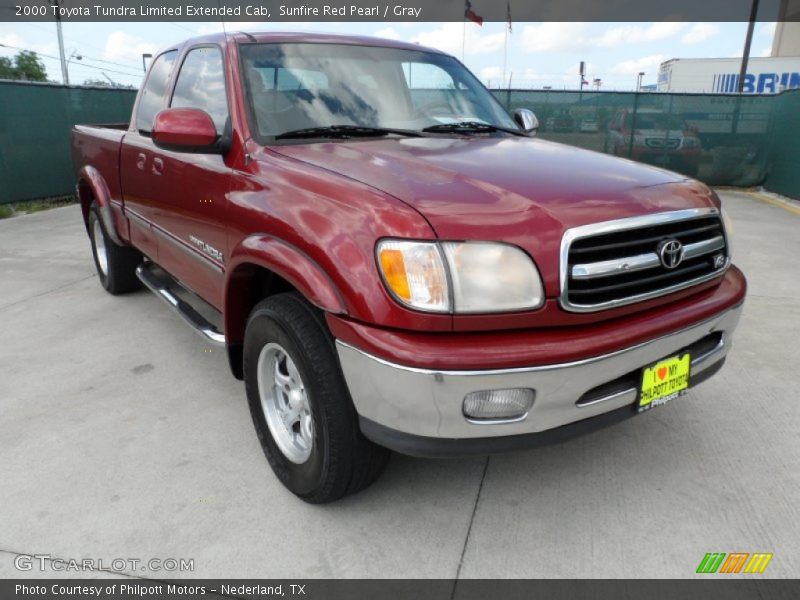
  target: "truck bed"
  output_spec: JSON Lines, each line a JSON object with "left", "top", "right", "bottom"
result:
{"left": 71, "top": 124, "right": 128, "bottom": 206}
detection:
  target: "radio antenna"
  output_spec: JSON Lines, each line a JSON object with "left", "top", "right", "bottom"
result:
{"left": 217, "top": 0, "right": 228, "bottom": 39}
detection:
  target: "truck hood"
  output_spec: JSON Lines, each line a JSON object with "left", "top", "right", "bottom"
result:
{"left": 272, "top": 136, "right": 718, "bottom": 296}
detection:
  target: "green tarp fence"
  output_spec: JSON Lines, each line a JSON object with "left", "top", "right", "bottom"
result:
{"left": 763, "top": 89, "right": 800, "bottom": 199}
{"left": 0, "top": 81, "right": 137, "bottom": 204}
{"left": 491, "top": 88, "right": 800, "bottom": 199}
{"left": 0, "top": 82, "right": 797, "bottom": 203}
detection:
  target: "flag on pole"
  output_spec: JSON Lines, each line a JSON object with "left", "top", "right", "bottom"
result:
{"left": 507, "top": 1, "right": 512, "bottom": 33}
{"left": 465, "top": 0, "right": 483, "bottom": 26}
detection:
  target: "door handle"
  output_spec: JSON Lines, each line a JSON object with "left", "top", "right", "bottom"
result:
{"left": 136, "top": 153, "right": 146, "bottom": 170}
{"left": 152, "top": 157, "right": 164, "bottom": 176}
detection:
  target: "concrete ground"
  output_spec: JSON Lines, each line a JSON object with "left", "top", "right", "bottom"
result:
{"left": 1, "top": 190, "right": 798, "bottom": 580}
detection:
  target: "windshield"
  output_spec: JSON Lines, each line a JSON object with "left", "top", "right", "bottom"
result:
{"left": 239, "top": 42, "right": 518, "bottom": 141}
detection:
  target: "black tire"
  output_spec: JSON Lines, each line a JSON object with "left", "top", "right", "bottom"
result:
{"left": 243, "top": 293, "right": 389, "bottom": 503}
{"left": 88, "top": 204, "right": 141, "bottom": 295}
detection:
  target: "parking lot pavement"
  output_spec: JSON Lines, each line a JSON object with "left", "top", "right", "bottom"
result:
{"left": 1, "top": 190, "right": 798, "bottom": 580}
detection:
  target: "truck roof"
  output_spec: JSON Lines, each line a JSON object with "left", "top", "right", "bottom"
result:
{"left": 159, "top": 31, "right": 445, "bottom": 57}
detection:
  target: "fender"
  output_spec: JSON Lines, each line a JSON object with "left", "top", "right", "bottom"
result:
{"left": 224, "top": 234, "right": 348, "bottom": 347}
{"left": 76, "top": 165, "right": 125, "bottom": 246}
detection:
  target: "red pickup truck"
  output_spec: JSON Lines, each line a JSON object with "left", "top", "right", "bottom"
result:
{"left": 72, "top": 32, "right": 745, "bottom": 503}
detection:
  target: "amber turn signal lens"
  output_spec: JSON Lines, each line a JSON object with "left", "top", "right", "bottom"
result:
{"left": 376, "top": 240, "right": 450, "bottom": 312}
{"left": 379, "top": 249, "right": 411, "bottom": 301}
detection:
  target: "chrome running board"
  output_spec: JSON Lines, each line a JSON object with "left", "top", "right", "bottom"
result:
{"left": 136, "top": 264, "right": 226, "bottom": 346}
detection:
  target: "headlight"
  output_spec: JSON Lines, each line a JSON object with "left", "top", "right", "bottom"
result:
{"left": 721, "top": 207, "right": 734, "bottom": 259}
{"left": 377, "top": 240, "right": 544, "bottom": 314}
{"left": 442, "top": 242, "right": 544, "bottom": 312}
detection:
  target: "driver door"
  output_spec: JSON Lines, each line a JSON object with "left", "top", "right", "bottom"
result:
{"left": 148, "top": 45, "right": 231, "bottom": 308}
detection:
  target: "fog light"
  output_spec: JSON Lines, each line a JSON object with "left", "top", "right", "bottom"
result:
{"left": 463, "top": 388, "right": 535, "bottom": 421}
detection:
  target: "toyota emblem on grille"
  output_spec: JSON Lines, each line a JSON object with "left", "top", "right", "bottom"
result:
{"left": 658, "top": 238, "right": 685, "bottom": 269}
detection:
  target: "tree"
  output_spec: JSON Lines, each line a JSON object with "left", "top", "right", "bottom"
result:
{"left": 0, "top": 56, "right": 14, "bottom": 79}
{"left": 13, "top": 51, "right": 47, "bottom": 82}
{"left": 82, "top": 78, "right": 112, "bottom": 87}
{"left": 81, "top": 78, "right": 136, "bottom": 90}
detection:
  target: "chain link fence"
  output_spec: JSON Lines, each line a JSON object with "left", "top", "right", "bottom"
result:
{"left": 0, "top": 81, "right": 137, "bottom": 204}
{"left": 762, "top": 89, "right": 800, "bottom": 199}
{"left": 0, "top": 82, "right": 797, "bottom": 204}
{"left": 490, "top": 88, "right": 783, "bottom": 188}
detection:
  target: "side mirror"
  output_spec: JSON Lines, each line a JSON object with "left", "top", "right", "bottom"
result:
{"left": 152, "top": 108, "right": 222, "bottom": 153}
{"left": 514, "top": 108, "right": 539, "bottom": 135}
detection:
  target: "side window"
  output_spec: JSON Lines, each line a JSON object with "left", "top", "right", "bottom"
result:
{"left": 171, "top": 46, "right": 228, "bottom": 133}
{"left": 135, "top": 51, "right": 178, "bottom": 133}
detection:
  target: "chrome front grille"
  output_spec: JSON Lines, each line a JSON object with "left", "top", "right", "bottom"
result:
{"left": 560, "top": 209, "right": 730, "bottom": 312}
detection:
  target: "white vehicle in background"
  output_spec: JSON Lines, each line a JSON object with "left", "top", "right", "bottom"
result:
{"left": 579, "top": 119, "right": 599, "bottom": 133}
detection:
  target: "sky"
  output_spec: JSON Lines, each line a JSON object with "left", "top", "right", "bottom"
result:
{"left": 0, "top": 20, "right": 778, "bottom": 90}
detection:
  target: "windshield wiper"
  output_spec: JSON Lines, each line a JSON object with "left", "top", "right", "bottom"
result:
{"left": 275, "top": 125, "right": 423, "bottom": 140}
{"left": 421, "top": 121, "right": 526, "bottom": 136}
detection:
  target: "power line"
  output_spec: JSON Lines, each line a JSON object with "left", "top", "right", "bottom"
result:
{"left": 0, "top": 42, "right": 144, "bottom": 79}
{"left": 12, "top": 21, "right": 149, "bottom": 70}
{"left": 66, "top": 65, "right": 141, "bottom": 79}
{"left": 169, "top": 22, "right": 199, "bottom": 34}
{"left": 72, "top": 53, "right": 145, "bottom": 74}
{"left": 0, "top": 41, "right": 140, "bottom": 75}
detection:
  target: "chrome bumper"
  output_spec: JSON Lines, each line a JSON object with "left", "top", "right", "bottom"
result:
{"left": 336, "top": 303, "right": 742, "bottom": 441}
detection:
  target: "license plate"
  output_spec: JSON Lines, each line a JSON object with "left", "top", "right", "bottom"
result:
{"left": 638, "top": 353, "right": 691, "bottom": 413}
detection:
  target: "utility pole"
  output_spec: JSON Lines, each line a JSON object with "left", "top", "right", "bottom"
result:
{"left": 738, "top": 0, "right": 760, "bottom": 93}
{"left": 48, "top": 1, "right": 69, "bottom": 84}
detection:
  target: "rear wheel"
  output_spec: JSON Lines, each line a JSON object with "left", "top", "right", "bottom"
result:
{"left": 88, "top": 204, "right": 141, "bottom": 295}
{"left": 243, "top": 293, "right": 389, "bottom": 503}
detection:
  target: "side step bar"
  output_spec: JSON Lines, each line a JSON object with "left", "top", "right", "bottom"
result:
{"left": 136, "top": 264, "right": 226, "bottom": 346}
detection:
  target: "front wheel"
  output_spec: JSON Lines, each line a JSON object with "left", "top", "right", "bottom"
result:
{"left": 243, "top": 293, "right": 389, "bottom": 503}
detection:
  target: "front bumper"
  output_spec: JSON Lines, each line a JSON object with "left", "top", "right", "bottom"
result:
{"left": 337, "top": 302, "right": 743, "bottom": 457}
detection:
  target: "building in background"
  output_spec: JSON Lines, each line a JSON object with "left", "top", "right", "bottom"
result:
{"left": 658, "top": 0, "right": 800, "bottom": 94}
{"left": 772, "top": 0, "right": 800, "bottom": 57}
{"left": 657, "top": 57, "right": 800, "bottom": 93}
